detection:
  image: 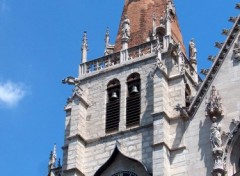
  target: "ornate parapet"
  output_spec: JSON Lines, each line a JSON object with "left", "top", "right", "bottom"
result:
{"left": 79, "top": 40, "right": 156, "bottom": 75}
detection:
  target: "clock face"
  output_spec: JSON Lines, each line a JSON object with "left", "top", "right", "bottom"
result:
{"left": 112, "top": 171, "right": 138, "bottom": 176}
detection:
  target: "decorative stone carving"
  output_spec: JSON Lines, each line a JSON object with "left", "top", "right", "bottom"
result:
{"left": 189, "top": 39, "right": 197, "bottom": 60}
{"left": 205, "top": 86, "right": 224, "bottom": 120}
{"left": 208, "top": 55, "right": 216, "bottom": 62}
{"left": 220, "top": 119, "right": 240, "bottom": 176}
{"left": 62, "top": 76, "right": 83, "bottom": 97}
{"left": 62, "top": 76, "right": 77, "bottom": 85}
{"left": 160, "top": 16, "right": 165, "bottom": 27}
{"left": 122, "top": 15, "right": 130, "bottom": 40}
{"left": 155, "top": 37, "right": 163, "bottom": 67}
{"left": 104, "top": 28, "right": 115, "bottom": 56}
{"left": 82, "top": 31, "right": 88, "bottom": 50}
{"left": 235, "top": 3, "right": 240, "bottom": 9}
{"left": 210, "top": 117, "right": 225, "bottom": 176}
{"left": 121, "top": 15, "right": 130, "bottom": 60}
{"left": 229, "top": 17, "right": 237, "bottom": 23}
{"left": 210, "top": 117, "right": 222, "bottom": 151}
{"left": 200, "top": 69, "right": 209, "bottom": 76}
{"left": 152, "top": 14, "right": 157, "bottom": 38}
{"left": 175, "top": 104, "right": 190, "bottom": 120}
{"left": 176, "top": 42, "right": 184, "bottom": 74}
{"left": 233, "top": 42, "right": 240, "bottom": 61}
{"left": 205, "top": 86, "right": 225, "bottom": 175}
{"left": 222, "top": 29, "right": 230, "bottom": 36}
{"left": 215, "top": 42, "right": 223, "bottom": 49}
{"left": 48, "top": 144, "right": 57, "bottom": 170}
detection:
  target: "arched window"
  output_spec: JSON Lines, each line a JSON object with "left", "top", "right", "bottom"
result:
{"left": 126, "top": 73, "right": 141, "bottom": 128}
{"left": 106, "top": 79, "right": 120, "bottom": 133}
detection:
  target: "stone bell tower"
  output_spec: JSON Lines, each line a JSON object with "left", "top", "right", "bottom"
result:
{"left": 50, "top": 0, "right": 200, "bottom": 176}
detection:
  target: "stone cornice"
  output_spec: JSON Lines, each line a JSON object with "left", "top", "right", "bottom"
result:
{"left": 151, "top": 110, "right": 184, "bottom": 123}
{"left": 152, "top": 141, "right": 186, "bottom": 152}
{"left": 188, "top": 16, "right": 240, "bottom": 117}
{"left": 63, "top": 124, "right": 153, "bottom": 148}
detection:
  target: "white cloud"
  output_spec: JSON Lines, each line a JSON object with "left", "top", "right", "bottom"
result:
{"left": 0, "top": 81, "right": 26, "bottom": 107}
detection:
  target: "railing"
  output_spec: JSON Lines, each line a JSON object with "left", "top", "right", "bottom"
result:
{"left": 79, "top": 36, "right": 199, "bottom": 82}
{"left": 79, "top": 40, "right": 157, "bottom": 75}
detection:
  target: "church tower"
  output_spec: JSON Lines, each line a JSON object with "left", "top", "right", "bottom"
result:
{"left": 48, "top": 1, "right": 240, "bottom": 175}
{"left": 56, "top": 0, "right": 199, "bottom": 175}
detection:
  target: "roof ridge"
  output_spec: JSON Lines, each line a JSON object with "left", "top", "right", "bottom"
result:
{"left": 188, "top": 15, "right": 240, "bottom": 117}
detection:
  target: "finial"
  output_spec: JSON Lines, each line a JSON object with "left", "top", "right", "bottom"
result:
{"left": 57, "top": 158, "right": 61, "bottom": 167}
{"left": 105, "top": 27, "right": 110, "bottom": 46}
{"left": 167, "top": 0, "right": 176, "bottom": 17}
{"left": 53, "top": 143, "right": 57, "bottom": 160}
{"left": 189, "top": 38, "right": 197, "bottom": 60}
{"left": 229, "top": 17, "right": 237, "bottom": 23}
{"left": 214, "top": 42, "right": 223, "bottom": 49}
{"left": 81, "top": 31, "right": 88, "bottom": 63}
{"left": 200, "top": 69, "right": 209, "bottom": 76}
{"left": 235, "top": 3, "right": 240, "bottom": 9}
{"left": 82, "top": 31, "right": 88, "bottom": 51}
{"left": 104, "top": 27, "right": 110, "bottom": 55}
{"left": 48, "top": 144, "right": 57, "bottom": 169}
{"left": 221, "top": 29, "right": 230, "bottom": 36}
{"left": 208, "top": 55, "right": 216, "bottom": 62}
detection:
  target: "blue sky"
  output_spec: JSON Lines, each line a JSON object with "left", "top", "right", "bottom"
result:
{"left": 0, "top": 0, "right": 239, "bottom": 175}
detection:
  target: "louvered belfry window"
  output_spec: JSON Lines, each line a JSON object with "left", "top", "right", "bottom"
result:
{"left": 106, "top": 79, "right": 120, "bottom": 133}
{"left": 126, "top": 73, "right": 141, "bottom": 128}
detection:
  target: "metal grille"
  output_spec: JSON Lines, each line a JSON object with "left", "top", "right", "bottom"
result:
{"left": 106, "top": 99, "right": 120, "bottom": 133}
{"left": 126, "top": 93, "right": 140, "bottom": 127}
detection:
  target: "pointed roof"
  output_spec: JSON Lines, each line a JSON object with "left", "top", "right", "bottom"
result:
{"left": 114, "top": 0, "right": 185, "bottom": 52}
{"left": 94, "top": 144, "right": 150, "bottom": 176}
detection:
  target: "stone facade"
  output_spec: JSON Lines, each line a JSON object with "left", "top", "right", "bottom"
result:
{"left": 48, "top": 1, "right": 240, "bottom": 176}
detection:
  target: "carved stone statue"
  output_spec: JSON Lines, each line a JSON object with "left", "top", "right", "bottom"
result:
{"left": 156, "top": 38, "right": 162, "bottom": 60}
{"left": 152, "top": 14, "right": 156, "bottom": 37}
{"left": 210, "top": 117, "right": 222, "bottom": 150}
{"left": 189, "top": 39, "right": 197, "bottom": 59}
{"left": 122, "top": 15, "right": 130, "bottom": 39}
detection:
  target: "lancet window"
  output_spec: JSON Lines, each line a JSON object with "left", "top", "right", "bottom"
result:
{"left": 126, "top": 73, "right": 141, "bottom": 128}
{"left": 106, "top": 79, "right": 121, "bottom": 133}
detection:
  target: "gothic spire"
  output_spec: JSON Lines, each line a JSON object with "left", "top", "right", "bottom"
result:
{"left": 114, "top": 0, "right": 185, "bottom": 53}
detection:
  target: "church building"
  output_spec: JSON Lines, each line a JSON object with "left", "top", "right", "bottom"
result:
{"left": 48, "top": 0, "right": 240, "bottom": 175}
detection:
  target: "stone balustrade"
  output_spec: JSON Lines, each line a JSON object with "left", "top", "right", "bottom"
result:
{"left": 79, "top": 40, "right": 157, "bottom": 75}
